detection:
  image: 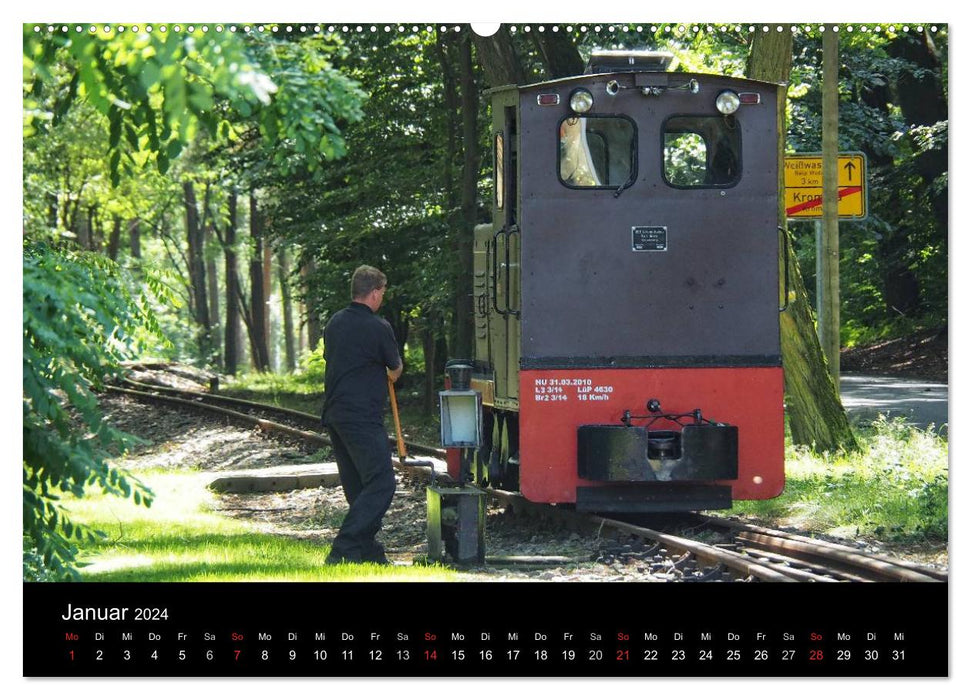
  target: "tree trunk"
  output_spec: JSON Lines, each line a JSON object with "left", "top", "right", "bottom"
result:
{"left": 297, "top": 301, "right": 307, "bottom": 356}
{"left": 302, "top": 258, "right": 323, "bottom": 351}
{"left": 820, "top": 27, "right": 840, "bottom": 387}
{"left": 453, "top": 32, "right": 479, "bottom": 360}
{"left": 747, "top": 26, "right": 857, "bottom": 452}
{"left": 184, "top": 181, "right": 213, "bottom": 360}
{"left": 107, "top": 215, "right": 122, "bottom": 261}
{"left": 46, "top": 192, "right": 58, "bottom": 230}
{"left": 77, "top": 206, "right": 92, "bottom": 250}
{"left": 66, "top": 183, "right": 85, "bottom": 238}
{"left": 278, "top": 247, "right": 296, "bottom": 373}
{"left": 434, "top": 31, "right": 462, "bottom": 362}
{"left": 87, "top": 207, "right": 100, "bottom": 251}
{"left": 263, "top": 230, "right": 273, "bottom": 369}
{"left": 386, "top": 306, "right": 409, "bottom": 371}
{"left": 471, "top": 29, "right": 526, "bottom": 87}
{"left": 532, "top": 31, "right": 584, "bottom": 78}
{"left": 129, "top": 218, "right": 142, "bottom": 259}
{"left": 224, "top": 192, "right": 240, "bottom": 375}
{"left": 422, "top": 313, "right": 439, "bottom": 416}
{"left": 248, "top": 191, "right": 270, "bottom": 371}
{"left": 435, "top": 30, "right": 459, "bottom": 212}
{"left": 206, "top": 222, "right": 222, "bottom": 368}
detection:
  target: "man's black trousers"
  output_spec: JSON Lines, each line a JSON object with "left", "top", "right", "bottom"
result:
{"left": 326, "top": 421, "right": 396, "bottom": 559}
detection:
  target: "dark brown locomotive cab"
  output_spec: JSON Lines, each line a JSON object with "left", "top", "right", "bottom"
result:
{"left": 447, "top": 50, "right": 786, "bottom": 513}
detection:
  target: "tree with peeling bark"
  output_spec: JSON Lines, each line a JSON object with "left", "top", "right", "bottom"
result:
{"left": 746, "top": 27, "right": 857, "bottom": 453}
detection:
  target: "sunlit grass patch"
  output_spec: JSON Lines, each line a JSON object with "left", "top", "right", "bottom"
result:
{"left": 66, "top": 468, "right": 455, "bottom": 582}
{"left": 729, "top": 416, "right": 948, "bottom": 543}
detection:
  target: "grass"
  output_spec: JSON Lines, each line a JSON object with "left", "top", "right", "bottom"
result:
{"left": 65, "top": 467, "right": 456, "bottom": 582}
{"left": 726, "top": 416, "right": 948, "bottom": 544}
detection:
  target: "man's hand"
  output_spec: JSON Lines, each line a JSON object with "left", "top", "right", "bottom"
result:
{"left": 388, "top": 363, "right": 403, "bottom": 382}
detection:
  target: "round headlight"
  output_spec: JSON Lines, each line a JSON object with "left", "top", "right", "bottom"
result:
{"left": 569, "top": 88, "right": 594, "bottom": 114}
{"left": 715, "top": 90, "right": 740, "bottom": 115}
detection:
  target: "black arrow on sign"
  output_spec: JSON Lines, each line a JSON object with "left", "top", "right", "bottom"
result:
{"left": 843, "top": 160, "right": 857, "bottom": 181}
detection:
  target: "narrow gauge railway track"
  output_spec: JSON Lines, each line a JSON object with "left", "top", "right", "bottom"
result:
{"left": 106, "top": 376, "right": 947, "bottom": 584}
{"left": 488, "top": 493, "right": 946, "bottom": 583}
{"left": 695, "top": 514, "right": 947, "bottom": 583}
{"left": 108, "top": 377, "right": 443, "bottom": 458}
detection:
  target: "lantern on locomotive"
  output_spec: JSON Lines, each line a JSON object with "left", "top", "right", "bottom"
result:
{"left": 443, "top": 50, "right": 786, "bottom": 512}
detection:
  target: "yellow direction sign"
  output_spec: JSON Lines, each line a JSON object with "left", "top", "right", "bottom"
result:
{"left": 784, "top": 153, "right": 868, "bottom": 220}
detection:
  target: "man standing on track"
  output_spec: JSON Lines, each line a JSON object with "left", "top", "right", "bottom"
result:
{"left": 321, "top": 265, "right": 402, "bottom": 565}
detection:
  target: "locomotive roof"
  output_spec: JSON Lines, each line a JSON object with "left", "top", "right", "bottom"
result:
{"left": 484, "top": 71, "right": 784, "bottom": 96}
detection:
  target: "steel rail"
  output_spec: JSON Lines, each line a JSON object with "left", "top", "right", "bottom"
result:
{"left": 106, "top": 385, "right": 330, "bottom": 446}
{"left": 109, "top": 380, "right": 445, "bottom": 458}
{"left": 700, "top": 514, "right": 946, "bottom": 582}
{"left": 594, "top": 517, "right": 801, "bottom": 582}
{"left": 121, "top": 377, "right": 323, "bottom": 425}
{"left": 734, "top": 548, "right": 843, "bottom": 582}
{"left": 735, "top": 532, "right": 941, "bottom": 583}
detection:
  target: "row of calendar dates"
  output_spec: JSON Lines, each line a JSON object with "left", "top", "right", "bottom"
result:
{"left": 62, "top": 643, "right": 911, "bottom": 665}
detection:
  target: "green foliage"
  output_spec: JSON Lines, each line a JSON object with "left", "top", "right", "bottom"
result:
{"left": 253, "top": 29, "right": 480, "bottom": 363}
{"left": 23, "top": 24, "right": 367, "bottom": 158}
{"left": 23, "top": 25, "right": 368, "bottom": 367}
{"left": 23, "top": 243, "right": 160, "bottom": 579}
{"left": 733, "top": 415, "right": 948, "bottom": 543}
{"left": 300, "top": 339, "right": 326, "bottom": 381}
{"left": 243, "top": 33, "right": 367, "bottom": 175}
{"left": 24, "top": 25, "right": 276, "bottom": 185}
{"left": 787, "top": 27, "right": 948, "bottom": 340}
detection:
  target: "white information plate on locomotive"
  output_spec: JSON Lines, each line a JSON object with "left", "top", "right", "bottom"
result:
{"left": 632, "top": 226, "right": 668, "bottom": 252}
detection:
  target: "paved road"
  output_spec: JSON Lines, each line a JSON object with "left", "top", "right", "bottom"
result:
{"left": 840, "top": 374, "right": 948, "bottom": 432}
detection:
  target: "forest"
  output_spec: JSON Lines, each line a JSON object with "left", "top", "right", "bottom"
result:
{"left": 22, "top": 23, "right": 947, "bottom": 577}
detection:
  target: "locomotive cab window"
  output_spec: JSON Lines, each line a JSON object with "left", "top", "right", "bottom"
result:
{"left": 559, "top": 115, "right": 635, "bottom": 188}
{"left": 663, "top": 115, "right": 742, "bottom": 188}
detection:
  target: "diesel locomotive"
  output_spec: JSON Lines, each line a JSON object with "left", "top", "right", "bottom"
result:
{"left": 444, "top": 50, "right": 786, "bottom": 513}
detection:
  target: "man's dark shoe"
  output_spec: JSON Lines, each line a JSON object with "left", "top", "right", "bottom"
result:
{"left": 362, "top": 542, "right": 390, "bottom": 565}
{"left": 326, "top": 549, "right": 364, "bottom": 565}
{"left": 326, "top": 543, "right": 389, "bottom": 565}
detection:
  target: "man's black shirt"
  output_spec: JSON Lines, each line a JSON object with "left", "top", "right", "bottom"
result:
{"left": 321, "top": 302, "right": 401, "bottom": 426}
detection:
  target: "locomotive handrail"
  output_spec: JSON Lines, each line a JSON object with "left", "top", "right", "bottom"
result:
{"left": 491, "top": 225, "right": 520, "bottom": 317}
{"left": 491, "top": 226, "right": 507, "bottom": 316}
{"left": 778, "top": 225, "right": 791, "bottom": 313}
{"left": 506, "top": 226, "right": 521, "bottom": 317}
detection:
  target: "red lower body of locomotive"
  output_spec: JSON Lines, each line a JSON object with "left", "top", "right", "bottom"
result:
{"left": 446, "top": 366, "right": 784, "bottom": 512}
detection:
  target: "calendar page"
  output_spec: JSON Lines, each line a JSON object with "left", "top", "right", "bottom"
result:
{"left": 21, "top": 16, "right": 950, "bottom": 682}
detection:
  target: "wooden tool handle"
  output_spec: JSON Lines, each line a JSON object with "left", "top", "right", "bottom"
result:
{"left": 387, "top": 374, "right": 407, "bottom": 458}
